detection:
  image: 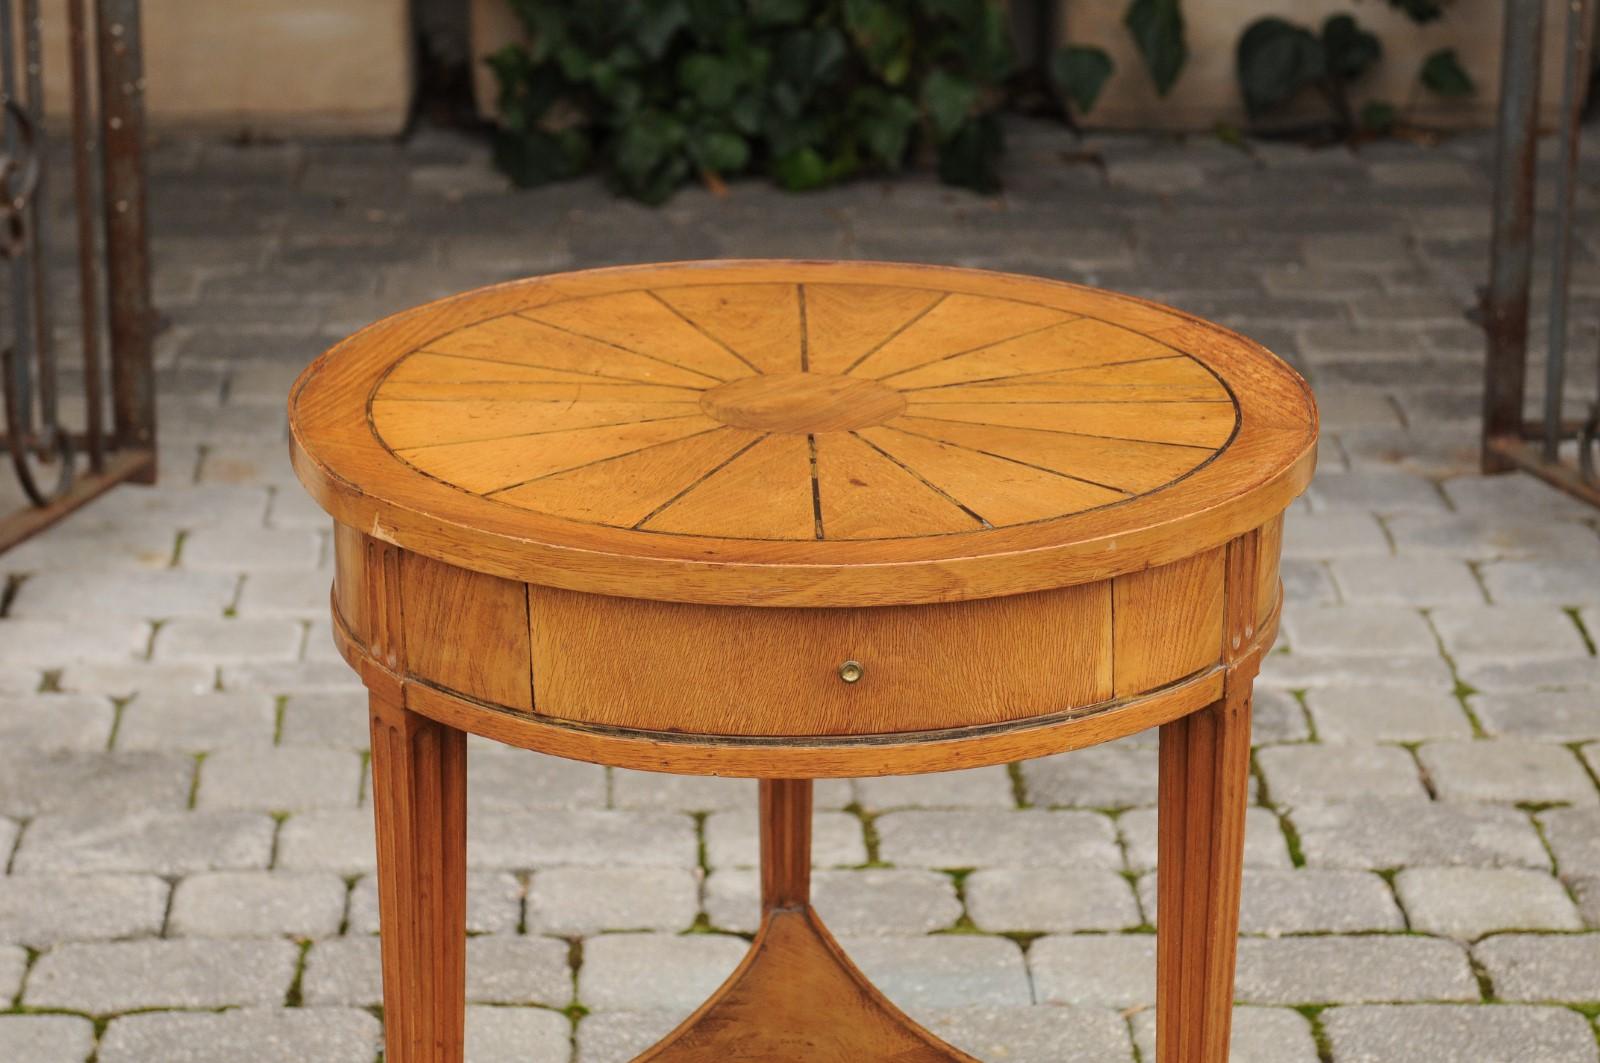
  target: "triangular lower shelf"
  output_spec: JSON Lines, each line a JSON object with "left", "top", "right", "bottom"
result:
{"left": 634, "top": 905, "right": 978, "bottom": 1062}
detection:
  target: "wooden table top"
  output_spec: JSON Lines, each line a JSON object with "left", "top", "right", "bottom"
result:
{"left": 290, "top": 261, "right": 1316, "bottom": 607}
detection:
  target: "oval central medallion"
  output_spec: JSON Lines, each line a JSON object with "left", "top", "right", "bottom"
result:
{"left": 699, "top": 372, "right": 908, "bottom": 433}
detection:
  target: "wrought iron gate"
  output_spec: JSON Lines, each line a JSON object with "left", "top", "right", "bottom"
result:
{"left": 0, "top": 0, "right": 155, "bottom": 551}
{"left": 1481, "top": 0, "right": 1599, "bottom": 506}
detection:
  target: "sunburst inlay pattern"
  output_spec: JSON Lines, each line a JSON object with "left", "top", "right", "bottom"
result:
{"left": 368, "top": 281, "right": 1240, "bottom": 541}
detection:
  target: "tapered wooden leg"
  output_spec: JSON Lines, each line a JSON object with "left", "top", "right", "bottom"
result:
{"left": 760, "top": 779, "right": 812, "bottom": 912}
{"left": 1156, "top": 689, "right": 1253, "bottom": 1063}
{"left": 369, "top": 692, "right": 467, "bottom": 1063}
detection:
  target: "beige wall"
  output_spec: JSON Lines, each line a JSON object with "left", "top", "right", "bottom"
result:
{"left": 470, "top": 0, "right": 1583, "bottom": 131}
{"left": 25, "top": 0, "right": 413, "bottom": 136}
{"left": 470, "top": 0, "right": 522, "bottom": 120}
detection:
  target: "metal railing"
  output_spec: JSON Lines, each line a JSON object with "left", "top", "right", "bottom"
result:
{"left": 0, "top": 0, "right": 155, "bottom": 552}
{"left": 1481, "top": 0, "right": 1599, "bottom": 506}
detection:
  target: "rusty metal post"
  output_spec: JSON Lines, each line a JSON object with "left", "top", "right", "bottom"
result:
{"left": 69, "top": 0, "right": 106, "bottom": 473}
{"left": 97, "top": 0, "right": 156, "bottom": 478}
{"left": 1541, "top": 0, "right": 1589, "bottom": 461}
{"left": 19, "top": 0, "right": 58, "bottom": 456}
{"left": 0, "top": 0, "right": 157, "bottom": 551}
{"left": 0, "top": 0, "right": 33, "bottom": 428}
{"left": 1480, "top": 0, "right": 1544, "bottom": 473}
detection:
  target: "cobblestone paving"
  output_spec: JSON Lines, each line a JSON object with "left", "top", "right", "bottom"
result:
{"left": 3, "top": 120, "right": 1600, "bottom": 1061}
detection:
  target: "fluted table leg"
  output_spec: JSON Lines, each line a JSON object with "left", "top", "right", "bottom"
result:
{"left": 1156, "top": 688, "right": 1253, "bottom": 1062}
{"left": 369, "top": 691, "right": 467, "bottom": 1063}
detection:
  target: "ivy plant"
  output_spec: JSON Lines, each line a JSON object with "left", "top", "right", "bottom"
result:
{"left": 488, "top": 0, "right": 1109, "bottom": 202}
{"left": 1124, "top": 0, "right": 1187, "bottom": 96}
{"left": 1235, "top": 0, "right": 1473, "bottom": 140}
{"left": 1420, "top": 48, "right": 1475, "bottom": 98}
{"left": 1386, "top": 0, "right": 1447, "bottom": 23}
{"left": 1050, "top": 45, "right": 1114, "bottom": 115}
{"left": 1236, "top": 14, "right": 1380, "bottom": 134}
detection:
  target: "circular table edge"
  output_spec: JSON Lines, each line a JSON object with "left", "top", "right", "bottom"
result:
{"left": 290, "top": 260, "right": 1318, "bottom": 606}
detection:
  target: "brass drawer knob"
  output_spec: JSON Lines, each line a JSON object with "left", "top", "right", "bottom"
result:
{"left": 838, "top": 660, "right": 864, "bottom": 684}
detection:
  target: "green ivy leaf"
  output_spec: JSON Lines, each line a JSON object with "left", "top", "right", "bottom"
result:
{"left": 920, "top": 0, "right": 985, "bottom": 22}
{"left": 922, "top": 69, "right": 979, "bottom": 141}
{"left": 1236, "top": 17, "right": 1323, "bottom": 118}
{"left": 749, "top": 0, "right": 810, "bottom": 26}
{"left": 843, "top": 0, "right": 914, "bottom": 85}
{"left": 504, "top": 2, "right": 569, "bottom": 63}
{"left": 849, "top": 87, "right": 919, "bottom": 167}
{"left": 763, "top": 110, "right": 828, "bottom": 157}
{"left": 771, "top": 27, "right": 849, "bottom": 115}
{"left": 488, "top": 46, "right": 537, "bottom": 130}
{"left": 610, "top": 113, "right": 693, "bottom": 204}
{"left": 1361, "top": 100, "right": 1398, "bottom": 134}
{"left": 957, "top": 3, "right": 1018, "bottom": 85}
{"left": 1420, "top": 49, "right": 1475, "bottom": 97}
{"left": 1049, "top": 45, "right": 1115, "bottom": 114}
{"left": 613, "top": 110, "right": 685, "bottom": 174}
{"left": 554, "top": 43, "right": 594, "bottom": 82}
{"left": 1386, "top": 0, "right": 1446, "bottom": 23}
{"left": 688, "top": 127, "right": 751, "bottom": 173}
{"left": 729, "top": 90, "right": 764, "bottom": 135}
{"left": 685, "top": 0, "right": 741, "bottom": 42}
{"left": 936, "top": 112, "right": 1004, "bottom": 193}
{"left": 492, "top": 127, "right": 591, "bottom": 187}
{"left": 634, "top": 0, "right": 690, "bottom": 59}
{"left": 1124, "top": 0, "right": 1187, "bottom": 97}
{"left": 799, "top": 27, "right": 849, "bottom": 82}
{"left": 773, "top": 147, "right": 830, "bottom": 190}
{"left": 1321, "top": 14, "right": 1380, "bottom": 83}
{"left": 586, "top": 57, "right": 646, "bottom": 114}
{"left": 679, "top": 52, "right": 742, "bottom": 109}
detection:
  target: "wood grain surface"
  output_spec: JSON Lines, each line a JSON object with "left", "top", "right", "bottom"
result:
{"left": 527, "top": 581, "right": 1112, "bottom": 736}
{"left": 760, "top": 779, "right": 812, "bottom": 913}
{"left": 639, "top": 906, "right": 977, "bottom": 1061}
{"left": 328, "top": 585, "right": 1286, "bottom": 777}
{"left": 327, "top": 528, "right": 1286, "bottom": 768}
{"left": 398, "top": 552, "right": 532, "bottom": 712}
{"left": 1155, "top": 529, "right": 1262, "bottom": 1062}
{"left": 368, "top": 691, "right": 467, "bottom": 1062}
{"left": 1112, "top": 548, "right": 1225, "bottom": 697}
{"left": 290, "top": 261, "right": 1317, "bottom": 606}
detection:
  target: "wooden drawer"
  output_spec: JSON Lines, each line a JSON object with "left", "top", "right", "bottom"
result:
{"left": 333, "top": 531, "right": 1270, "bottom": 740}
{"left": 527, "top": 583, "right": 1113, "bottom": 736}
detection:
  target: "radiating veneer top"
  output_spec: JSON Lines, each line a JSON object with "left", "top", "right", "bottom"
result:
{"left": 290, "top": 260, "right": 1316, "bottom": 606}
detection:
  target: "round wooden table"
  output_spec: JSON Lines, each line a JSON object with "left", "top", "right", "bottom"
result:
{"left": 289, "top": 260, "right": 1317, "bottom": 1063}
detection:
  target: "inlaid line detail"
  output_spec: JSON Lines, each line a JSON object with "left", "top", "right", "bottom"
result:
{"left": 482, "top": 425, "right": 731, "bottom": 498}
{"left": 393, "top": 413, "right": 705, "bottom": 453}
{"left": 874, "top": 319, "right": 1080, "bottom": 382}
{"left": 645, "top": 290, "right": 766, "bottom": 377}
{"left": 842, "top": 292, "right": 949, "bottom": 375}
{"left": 632, "top": 434, "right": 768, "bottom": 528}
{"left": 901, "top": 413, "right": 1220, "bottom": 451}
{"left": 851, "top": 430, "right": 993, "bottom": 529}
{"left": 514, "top": 311, "right": 731, "bottom": 385}
{"left": 413, "top": 350, "right": 674, "bottom": 388}
{"left": 880, "top": 423, "right": 1136, "bottom": 496}
{"left": 807, "top": 433, "right": 824, "bottom": 540}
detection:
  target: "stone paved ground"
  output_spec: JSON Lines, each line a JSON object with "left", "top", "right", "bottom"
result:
{"left": 2, "top": 119, "right": 1599, "bottom": 1062}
